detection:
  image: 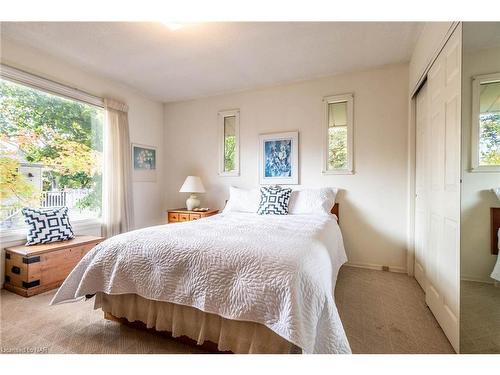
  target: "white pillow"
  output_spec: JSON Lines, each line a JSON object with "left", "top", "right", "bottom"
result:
{"left": 223, "top": 186, "right": 260, "bottom": 213}
{"left": 288, "top": 187, "right": 338, "bottom": 216}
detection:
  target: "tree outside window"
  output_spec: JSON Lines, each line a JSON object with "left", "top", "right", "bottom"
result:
{"left": 0, "top": 79, "right": 103, "bottom": 229}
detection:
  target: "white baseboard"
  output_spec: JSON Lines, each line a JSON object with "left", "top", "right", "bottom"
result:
{"left": 461, "top": 275, "right": 496, "bottom": 284}
{"left": 345, "top": 261, "right": 407, "bottom": 274}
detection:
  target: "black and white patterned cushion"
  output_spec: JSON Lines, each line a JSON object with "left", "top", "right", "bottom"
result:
{"left": 22, "top": 207, "right": 75, "bottom": 246}
{"left": 257, "top": 185, "right": 292, "bottom": 215}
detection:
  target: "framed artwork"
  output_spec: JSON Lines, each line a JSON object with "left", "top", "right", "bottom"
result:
{"left": 259, "top": 131, "right": 299, "bottom": 185}
{"left": 132, "top": 143, "right": 157, "bottom": 182}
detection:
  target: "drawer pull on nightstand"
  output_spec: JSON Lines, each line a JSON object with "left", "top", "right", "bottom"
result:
{"left": 11, "top": 266, "right": 21, "bottom": 274}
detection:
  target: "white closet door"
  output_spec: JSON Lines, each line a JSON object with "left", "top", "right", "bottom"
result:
{"left": 425, "top": 26, "right": 461, "bottom": 352}
{"left": 414, "top": 83, "right": 429, "bottom": 291}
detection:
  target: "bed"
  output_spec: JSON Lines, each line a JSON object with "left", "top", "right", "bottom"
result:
{"left": 51, "top": 203, "right": 350, "bottom": 354}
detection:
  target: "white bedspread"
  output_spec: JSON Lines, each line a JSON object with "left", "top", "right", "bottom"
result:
{"left": 51, "top": 212, "right": 350, "bottom": 354}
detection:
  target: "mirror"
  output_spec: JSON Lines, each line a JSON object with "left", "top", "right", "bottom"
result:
{"left": 460, "top": 22, "right": 500, "bottom": 354}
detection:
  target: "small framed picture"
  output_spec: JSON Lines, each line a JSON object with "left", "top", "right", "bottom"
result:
{"left": 259, "top": 131, "right": 299, "bottom": 185}
{"left": 132, "top": 143, "right": 157, "bottom": 182}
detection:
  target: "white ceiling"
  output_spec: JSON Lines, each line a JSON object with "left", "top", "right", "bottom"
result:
{"left": 0, "top": 22, "right": 422, "bottom": 102}
{"left": 463, "top": 22, "right": 500, "bottom": 53}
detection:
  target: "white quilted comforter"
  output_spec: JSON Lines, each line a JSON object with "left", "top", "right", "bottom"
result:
{"left": 51, "top": 212, "right": 350, "bottom": 353}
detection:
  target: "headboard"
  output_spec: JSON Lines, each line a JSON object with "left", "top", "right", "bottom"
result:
{"left": 331, "top": 203, "right": 339, "bottom": 222}
{"left": 492, "top": 207, "right": 499, "bottom": 255}
{"left": 224, "top": 200, "right": 339, "bottom": 221}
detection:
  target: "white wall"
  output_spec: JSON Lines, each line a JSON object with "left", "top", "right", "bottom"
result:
{"left": 461, "top": 46, "right": 500, "bottom": 282}
{"left": 164, "top": 64, "right": 410, "bottom": 272}
{"left": 0, "top": 38, "right": 165, "bottom": 284}
{"left": 409, "top": 22, "right": 455, "bottom": 92}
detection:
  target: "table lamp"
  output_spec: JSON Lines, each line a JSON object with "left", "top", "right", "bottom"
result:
{"left": 179, "top": 176, "right": 206, "bottom": 210}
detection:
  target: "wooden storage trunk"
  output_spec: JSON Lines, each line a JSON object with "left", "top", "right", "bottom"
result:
{"left": 4, "top": 235, "right": 104, "bottom": 297}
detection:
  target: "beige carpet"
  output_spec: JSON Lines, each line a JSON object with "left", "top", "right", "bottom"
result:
{"left": 460, "top": 280, "right": 500, "bottom": 354}
{"left": 0, "top": 266, "right": 453, "bottom": 354}
{"left": 336, "top": 266, "right": 453, "bottom": 353}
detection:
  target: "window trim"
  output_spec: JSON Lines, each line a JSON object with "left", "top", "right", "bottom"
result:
{"left": 471, "top": 72, "right": 500, "bottom": 173}
{"left": 0, "top": 64, "right": 104, "bottom": 108}
{"left": 0, "top": 65, "right": 105, "bottom": 235}
{"left": 322, "top": 93, "right": 354, "bottom": 175}
{"left": 218, "top": 109, "right": 240, "bottom": 177}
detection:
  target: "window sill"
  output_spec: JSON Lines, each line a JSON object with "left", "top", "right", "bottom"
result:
{"left": 469, "top": 166, "right": 500, "bottom": 173}
{"left": 218, "top": 171, "right": 240, "bottom": 177}
{"left": 322, "top": 169, "right": 355, "bottom": 175}
{"left": 0, "top": 218, "right": 102, "bottom": 244}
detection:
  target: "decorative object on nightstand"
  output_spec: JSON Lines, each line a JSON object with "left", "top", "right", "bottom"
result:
{"left": 166, "top": 208, "right": 219, "bottom": 223}
{"left": 179, "top": 176, "right": 206, "bottom": 210}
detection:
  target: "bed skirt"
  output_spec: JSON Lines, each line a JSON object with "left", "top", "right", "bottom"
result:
{"left": 94, "top": 293, "right": 301, "bottom": 354}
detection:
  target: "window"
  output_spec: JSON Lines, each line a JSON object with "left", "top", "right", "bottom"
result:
{"left": 471, "top": 72, "right": 500, "bottom": 172}
{"left": 322, "top": 93, "right": 354, "bottom": 174}
{"left": 218, "top": 109, "right": 240, "bottom": 176}
{"left": 0, "top": 67, "right": 104, "bottom": 231}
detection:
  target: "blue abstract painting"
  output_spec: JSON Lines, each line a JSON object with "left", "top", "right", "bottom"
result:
{"left": 264, "top": 139, "right": 292, "bottom": 177}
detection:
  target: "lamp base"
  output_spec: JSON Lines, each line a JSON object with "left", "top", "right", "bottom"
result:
{"left": 186, "top": 194, "right": 200, "bottom": 211}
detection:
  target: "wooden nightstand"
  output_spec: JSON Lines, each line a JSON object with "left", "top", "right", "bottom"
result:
{"left": 167, "top": 208, "right": 219, "bottom": 223}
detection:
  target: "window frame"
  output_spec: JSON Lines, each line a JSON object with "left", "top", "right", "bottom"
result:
{"left": 0, "top": 65, "right": 105, "bottom": 239}
{"left": 322, "top": 93, "right": 354, "bottom": 175}
{"left": 0, "top": 64, "right": 103, "bottom": 108}
{"left": 218, "top": 109, "right": 240, "bottom": 177}
{"left": 471, "top": 72, "right": 500, "bottom": 173}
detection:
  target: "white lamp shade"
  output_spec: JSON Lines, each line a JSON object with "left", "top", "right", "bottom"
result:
{"left": 179, "top": 176, "right": 206, "bottom": 193}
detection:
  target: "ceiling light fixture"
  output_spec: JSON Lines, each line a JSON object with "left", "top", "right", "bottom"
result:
{"left": 161, "top": 22, "right": 189, "bottom": 31}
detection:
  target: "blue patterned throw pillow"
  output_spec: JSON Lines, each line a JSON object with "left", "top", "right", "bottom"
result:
{"left": 257, "top": 185, "right": 292, "bottom": 215}
{"left": 22, "top": 207, "right": 75, "bottom": 246}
